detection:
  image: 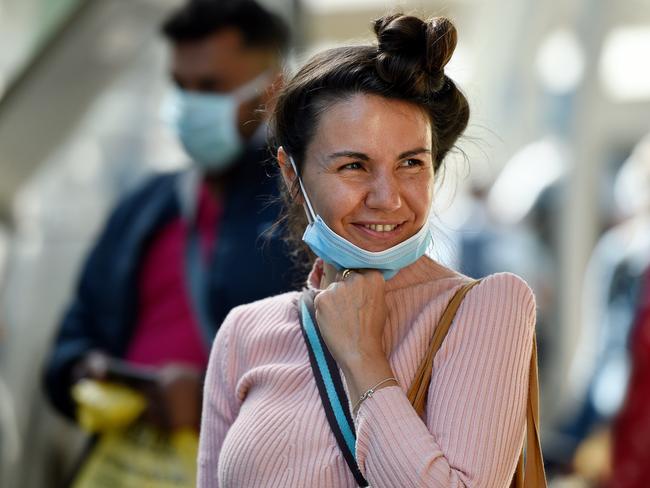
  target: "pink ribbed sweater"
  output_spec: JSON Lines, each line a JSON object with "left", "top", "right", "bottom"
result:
{"left": 198, "top": 256, "right": 536, "bottom": 487}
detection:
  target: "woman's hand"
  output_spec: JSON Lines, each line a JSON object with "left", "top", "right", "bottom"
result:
{"left": 314, "top": 269, "right": 387, "bottom": 367}
{"left": 314, "top": 269, "right": 396, "bottom": 407}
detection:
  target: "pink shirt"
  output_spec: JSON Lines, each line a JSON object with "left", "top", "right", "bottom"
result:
{"left": 125, "top": 182, "right": 222, "bottom": 369}
{"left": 198, "top": 256, "right": 536, "bottom": 487}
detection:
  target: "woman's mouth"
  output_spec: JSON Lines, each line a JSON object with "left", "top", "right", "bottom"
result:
{"left": 362, "top": 223, "right": 399, "bottom": 232}
{"left": 351, "top": 221, "right": 407, "bottom": 241}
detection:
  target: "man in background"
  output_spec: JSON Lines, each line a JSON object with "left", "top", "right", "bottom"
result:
{"left": 44, "top": 0, "right": 295, "bottom": 433}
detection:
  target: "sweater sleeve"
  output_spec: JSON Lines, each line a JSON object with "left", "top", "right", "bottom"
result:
{"left": 197, "top": 308, "right": 241, "bottom": 488}
{"left": 355, "top": 273, "right": 536, "bottom": 488}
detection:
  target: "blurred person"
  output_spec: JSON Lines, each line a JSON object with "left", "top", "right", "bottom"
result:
{"left": 558, "top": 134, "right": 650, "bottom": 471}
{"left": 552, "top": 134, "right": 650, "bottom": 485}
{"left": 569, "top": 264, "right": 650, "bottom": 487}
{"left": 198, "top": 14, "right": 545, "bottom": 487}
{"left": 608, "top": 263, "right": 650, "bottom": 488}
{"left": 42, "top": 0, "right": 295, "bottom": 441}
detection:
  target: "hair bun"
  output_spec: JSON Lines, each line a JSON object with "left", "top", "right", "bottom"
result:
{"left": 373, "top": 14, "right": 457, "bottom": 94}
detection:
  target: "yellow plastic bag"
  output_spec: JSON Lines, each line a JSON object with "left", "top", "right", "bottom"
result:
{"left": 71, "top": 423, "right": 198, "bottom": 488}
{"left": 70, "top": 380, "right": 198, "bottom": 488}
{"left": 72, "top": 379, "right": 147, "bottom": 432}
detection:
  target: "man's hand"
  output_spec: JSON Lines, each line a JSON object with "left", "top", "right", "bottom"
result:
{"left": 72, "top": 352, "right": 204, "bottom": 431}
{"left": 71, "top": 350, "right": 112, "bottom": 383}
{"left": 152, "top": 364, "right": 203, "bottom": 431}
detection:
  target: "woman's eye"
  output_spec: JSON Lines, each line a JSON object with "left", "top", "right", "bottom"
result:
{"left": 402, "top": 158, "right": 424, "bottom": 167}
{"left": 340, "top": 162, "right": 363, "bottom": 170}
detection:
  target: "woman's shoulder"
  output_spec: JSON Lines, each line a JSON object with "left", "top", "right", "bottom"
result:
{"left": 472, "top": 272, "right": 536, "bottom": 306}
{"left": 219, "top": 290, "right": 302, "bottom": 340}
{"left": 396, "top": 256, "right": 535, "bottom": 306}
{"left": 462, "top": 272, "right": 537, "bottom": 330}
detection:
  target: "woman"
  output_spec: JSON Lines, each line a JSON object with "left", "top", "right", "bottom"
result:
{"left": 198, "top": 13, "right": 538, "bottom": 487}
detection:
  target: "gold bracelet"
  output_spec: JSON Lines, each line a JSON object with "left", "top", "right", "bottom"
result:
{"left": 352, "top": 377, "right": 398, "bottom": 415}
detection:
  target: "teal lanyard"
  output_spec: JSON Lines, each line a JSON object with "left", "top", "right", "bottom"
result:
{"left": 299, "top": 290, "right": 369, "bottom": 487}
{"left": 184, "top": 223, "right": 216, "bottom": 348}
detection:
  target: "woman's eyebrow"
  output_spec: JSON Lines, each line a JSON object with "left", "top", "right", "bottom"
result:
{"left": 398, "top": 148, "right": 432, "bottom": 159}
{"left": 327, "top": 148, "right": 432, "bottom": 161}
{"left": 327, "top": 151, "right": 370, "bottom": 161}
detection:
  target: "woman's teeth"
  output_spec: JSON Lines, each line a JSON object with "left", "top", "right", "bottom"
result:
{"left": 364, "top": 224, "right": 398, "bottom": 232}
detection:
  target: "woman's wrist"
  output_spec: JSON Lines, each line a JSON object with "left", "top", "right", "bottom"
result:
{"left": 342, "top": 356, "right": 396, "bottom": 411}
{"left": 352, "top": 376, "right": 399, "bottom": 415}
{"left": 338, "top": 347, "right": 385, "bottom": 372}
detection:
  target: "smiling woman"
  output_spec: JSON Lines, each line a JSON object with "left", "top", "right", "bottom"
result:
{"left": 284, "top": 94, "right": 434, "bottom": 256}
{"left": 198, "top": 12, "right": 546, "bottom": 488}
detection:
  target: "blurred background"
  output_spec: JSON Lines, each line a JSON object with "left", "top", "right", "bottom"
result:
{"left": 0, "top": 0, "right": 648, "bottom": 486}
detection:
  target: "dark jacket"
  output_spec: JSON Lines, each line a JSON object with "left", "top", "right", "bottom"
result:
{"left": 43, "top": 145, "right": 300, "bottom": 419}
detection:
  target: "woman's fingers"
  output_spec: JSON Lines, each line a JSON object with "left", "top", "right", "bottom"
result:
{"left": 339, "top": 268, "right": 356, "bottom": 282}
{"left": 314, "top": 268, "right": 388, "bottom": 370}
{"left": 335, "top": 268, "right": 383, "bottom": 283}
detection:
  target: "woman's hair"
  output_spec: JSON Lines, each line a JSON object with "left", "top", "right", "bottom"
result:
{"left": 269, "top": 13, "right": 470, "bottom": 270}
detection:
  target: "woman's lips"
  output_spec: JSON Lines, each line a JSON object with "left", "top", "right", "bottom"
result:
{"left": 351, "top": 222, "right": 407, "bottom": 241}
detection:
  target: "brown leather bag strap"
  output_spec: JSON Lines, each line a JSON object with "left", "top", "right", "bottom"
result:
{"left": 520, "top": 334, "right": 547, "bottom": 487}
{"left": 406, "top": 280, "right": 480, "bottom": 415}
{"left": 406, "top": 279, "right": 547, "bottom": 487}
{"left": 511, "top": 333, "right": 547, "bottom": 487}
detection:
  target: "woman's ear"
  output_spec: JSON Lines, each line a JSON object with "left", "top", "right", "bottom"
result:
{"left": 277, "top": 146, "right": 304, "bottom": 204}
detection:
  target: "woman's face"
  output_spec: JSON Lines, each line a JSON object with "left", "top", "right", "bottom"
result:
{"left": 281, "top": 93, "right": 435, "bottom": 253}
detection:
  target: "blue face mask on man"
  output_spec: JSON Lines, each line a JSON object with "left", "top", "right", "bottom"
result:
{"left": 289, "top": 156, "right": 433, "bottom": 280}
{"left": 163, "top": 71, "right": 272, "bottom": 172}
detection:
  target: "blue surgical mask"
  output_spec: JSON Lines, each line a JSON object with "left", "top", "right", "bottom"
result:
{"left": 163, "top": 71, "right": 272, "bottom": 172}
{"left": 289, "top": 156, "right": 433, "bottom": 279}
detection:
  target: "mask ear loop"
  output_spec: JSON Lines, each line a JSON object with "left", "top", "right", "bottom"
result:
{"left": 289, "top": 156, "right": 316, "bottom": 225}
{"left": 423, "top": 212, "right": 436, "bottom": 258}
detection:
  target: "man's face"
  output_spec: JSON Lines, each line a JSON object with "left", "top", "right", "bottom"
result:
{"left": 170, "top": 28, "right": 275, "bottom": 137}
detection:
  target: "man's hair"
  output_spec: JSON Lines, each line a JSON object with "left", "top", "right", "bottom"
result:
{"left": 161, "top": 0, "right": 290, "bottom": 55}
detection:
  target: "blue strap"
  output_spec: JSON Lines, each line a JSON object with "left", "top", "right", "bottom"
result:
{"left": 184, "top": 227, "right": 216, "bottom": 347}
{"left": 299, "top": 291, "right": 369, "bottom": 487}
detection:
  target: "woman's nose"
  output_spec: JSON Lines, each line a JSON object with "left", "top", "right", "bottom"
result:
{"left": 365, "top": 173, "right": 401, "bottom": 211}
